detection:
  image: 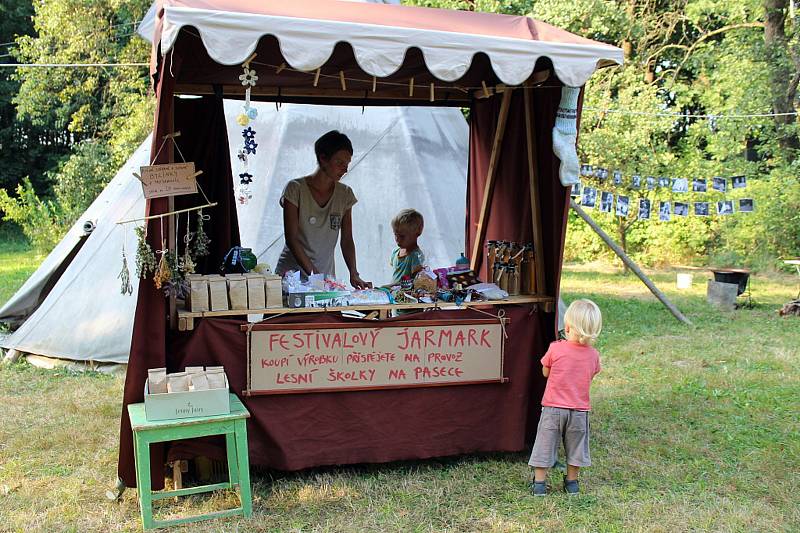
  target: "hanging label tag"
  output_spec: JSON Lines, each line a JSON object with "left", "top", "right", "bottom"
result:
{"left": 138, "top": 162, "right": 198, "bottom": 199}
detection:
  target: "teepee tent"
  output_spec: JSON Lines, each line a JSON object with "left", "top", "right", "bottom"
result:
{"left": 0, "top": 100, "right": 468, "bottom": 363}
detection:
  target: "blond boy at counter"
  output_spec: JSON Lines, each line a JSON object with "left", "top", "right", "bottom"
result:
{"left": 388, "top": 209, "right": 426, "bottom": 286}
{"left": 529, "top": 299, "right": 602, "bottom": 496}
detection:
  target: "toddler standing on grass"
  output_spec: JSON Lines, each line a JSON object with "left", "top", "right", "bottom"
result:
{"left": 529, "top": 299, "right": 602, "bottom": 496}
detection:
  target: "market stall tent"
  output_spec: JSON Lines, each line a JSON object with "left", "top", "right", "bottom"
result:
{"left": 120, "top": 0, "right": 623, "bottom": 489}
{"left": 0, "top": 101, "right": 468, "bottom": 363}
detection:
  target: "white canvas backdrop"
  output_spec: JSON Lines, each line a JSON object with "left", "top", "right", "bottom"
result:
{"left": 0, "top": 101, "right": 468, "bottom": 363}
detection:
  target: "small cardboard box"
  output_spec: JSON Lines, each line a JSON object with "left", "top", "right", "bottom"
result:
{"left": 227, "top": 274, "right": 249, "bottom": 310}
{"left": 286, "top": 291, "right": 351, "bottom": 308}
{"left": 264, "top": 275, "right": 282, "bottom": 309}
{"left": 144, "top": 375, "right": 230, "bottom": 421}
{"left": 207, "top": 275, "right": 229, "bottom": 311}
{"left": 245, "top": 273, "right": 266, "bottom": 309}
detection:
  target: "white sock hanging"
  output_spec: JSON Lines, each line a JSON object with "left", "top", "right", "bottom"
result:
{"left": 552, "top": 86, "right": 581, "bottom": 187}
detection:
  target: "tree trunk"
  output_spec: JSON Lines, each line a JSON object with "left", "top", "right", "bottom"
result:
{"left": 764, "top": 0, "right": 800, "bottom": 154}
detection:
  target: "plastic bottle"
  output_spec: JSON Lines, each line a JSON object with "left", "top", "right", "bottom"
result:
{"left": 507, "top": 263, "right": 520, "bottom": 296}
{"left": 523, "top": 244, "right": 536, "bottom": 294}
{"left": 456, "top": 252, "right": 469, "bottom": 269}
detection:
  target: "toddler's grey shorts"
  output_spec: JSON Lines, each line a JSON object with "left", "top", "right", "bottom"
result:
{"left": 528, "top": 406, "right": 591, "bottom": 468}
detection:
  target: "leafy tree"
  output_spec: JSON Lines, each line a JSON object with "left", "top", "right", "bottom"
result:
{"left": 0, "top": 0, "right": 152, "bottom": 251}
{"left": 0, "top": 0, "right": 68, "bottom": 195}
{"left": 406, "top": 0, "right": 799, "bottom": 269}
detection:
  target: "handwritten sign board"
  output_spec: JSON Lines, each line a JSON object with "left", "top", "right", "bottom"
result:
{"left": 245, "top": 319, "right": 505, "bottom": 394}
{"left": 139, "top": 162, "right": 197, "bottom": 199}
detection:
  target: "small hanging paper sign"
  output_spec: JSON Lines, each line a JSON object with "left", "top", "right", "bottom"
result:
{"left": 138, "top": 162, "right": 198, "bottom": 199}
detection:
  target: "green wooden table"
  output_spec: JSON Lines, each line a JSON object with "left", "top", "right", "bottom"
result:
{"left": 127, "top": 393, "right": 253, "bottom": 530}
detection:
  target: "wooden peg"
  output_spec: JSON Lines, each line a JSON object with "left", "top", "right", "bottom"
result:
{"left": 372, "top": 76, "right": 377, "bottom": 92}
{"left": 409, "top": 77, "right": 414, "bottom": 97}
{"left": 242, "top": 52, "right": 257, "bottom": 68}
{"left": 495, "top": 83, "right": 506, "bottom": 93}
{"left": 163, "top": 132, "right": 181, "bottom": 140}
{"left": 132, "top": 172, "right": 144, "bottom": 183}
{"left": 481, "top": 81, "right": 490, "bottom": 98}
{"left": 313, "top": 68, "right": 321, "bottom": 87}
{"left": 275, "top": 62, "right": 286, "bottom": 74}
{"left": 429, "top": 83, "right": 435, "bottom": 102}
{"left": 339, "top": 70, "right": 347, "bottom": 91}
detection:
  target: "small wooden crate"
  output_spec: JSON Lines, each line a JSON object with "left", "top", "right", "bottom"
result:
{"left": 144, "top": 376, "right": 230, "bottom": 421}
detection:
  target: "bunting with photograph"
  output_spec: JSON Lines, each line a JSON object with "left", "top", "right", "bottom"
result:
{"left": 572, "top": 163, "right": 754, "bottom": 221}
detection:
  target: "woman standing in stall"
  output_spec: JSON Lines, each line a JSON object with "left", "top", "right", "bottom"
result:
{"left": 276, "top": 130, "right": 372, "bottom": 289}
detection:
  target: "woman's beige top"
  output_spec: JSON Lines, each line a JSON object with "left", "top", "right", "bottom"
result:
{"left": 276, "top": 177, "right": 357, "bottom": 277}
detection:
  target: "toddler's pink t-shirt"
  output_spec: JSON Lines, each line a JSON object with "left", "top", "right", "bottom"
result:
{"left": 540, "top": 339, "right": 601, "bottom": 411}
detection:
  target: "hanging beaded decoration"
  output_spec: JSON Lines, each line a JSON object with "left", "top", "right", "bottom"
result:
{"left": 236, "top": 59, "right": 259, "bottom": 204}
{"left": 118, "top": 224, "right": 133, "bottom": 295}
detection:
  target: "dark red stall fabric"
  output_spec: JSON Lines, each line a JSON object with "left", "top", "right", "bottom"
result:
{"left": 116, "top": 63, "right": 175, "bottom": 490}
{"left": 117, "top": 74, "right": 240, "bottom": 490}
{"left": 466, "top": 83, "right": 570, "bottom": 303}
{"left": 160, "top": 307, "right": 547, "bottom": 471}
{"left": 466, "top": 84, "right": 570, "bottom": 435}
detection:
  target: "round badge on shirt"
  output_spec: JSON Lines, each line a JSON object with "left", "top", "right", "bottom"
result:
{"left": 309, "top": 216, "right": 317, "bottom": 225}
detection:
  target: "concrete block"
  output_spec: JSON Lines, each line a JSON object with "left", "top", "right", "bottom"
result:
{"left": 707, "top": 280, "right": 738, "bottom": 310}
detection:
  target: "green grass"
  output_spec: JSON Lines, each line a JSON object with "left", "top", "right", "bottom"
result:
{"left": 1, "top": 262, "right": 798, "bottom": 531}
{"left": 0, "top": 234, "right": 42, "bottom": 310}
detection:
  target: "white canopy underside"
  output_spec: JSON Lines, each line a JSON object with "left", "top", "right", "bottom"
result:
{"left": 160, "top": 6, "right": 623, "bottom": 87}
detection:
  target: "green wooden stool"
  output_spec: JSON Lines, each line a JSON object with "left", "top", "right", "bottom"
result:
{"left": 127, "top": 393, "right": 253, "bottom": 530}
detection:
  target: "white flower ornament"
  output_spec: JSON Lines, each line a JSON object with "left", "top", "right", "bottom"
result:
{"left": 239, "top": 68, "right": 258, "bottom": 87}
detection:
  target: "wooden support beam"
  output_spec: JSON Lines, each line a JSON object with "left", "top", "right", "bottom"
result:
{"left": 570, "top": 199, "right": 693, "bottom": 326}
{"left": 470, "top": 89, "right": 513, "bottom": 273}
{"left": 523, "top": 84, "right": 546, "bottom": 295}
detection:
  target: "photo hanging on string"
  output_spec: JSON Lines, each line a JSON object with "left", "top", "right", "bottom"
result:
{"left": 582, "top": 186, "right": 597, "bottom": 208}
{"left": 739, "top": 198, "right": 755, "bottom": 212}
{"left": 732, "top": 175, "right": 747, "bottom": 189}
{"left": 571, "top": 180, "right": 582, "bottom": 198}
{"left": 600, "top": 191, "right": 614, "bottom": 213}
{"left": 638, "top": 198, "right": 651, "bottom": 220}
{"left": 717, "top": 200, "right": 734, "bottom": 215}
{"left": 712, "top": 177, "right": 727, "bottom": 192}
{"left": 674, "top": 202, "right": 689, "bottom": 217}
{"left": 672, "top": 178, "right": 689, "bottom": 193}
{"left": 597, "top": 168, "right": 609, "bottom": 181}
{"left": 694, "top": 202, "right": 710, "bottom": 216}
{"left": 580, "top": 164, "right": 593, "bottom": 177}
{"left": 692, "top": 178, "right": 707, "bottom": 192}
{"left": 659, "top": 201, "right": 671, "bottom": 221}
{"left": 646, "top": 176, "right": 656, "bottom": 190}
{"left": 616, "top": 195, "right": 630, "bottom": 217}
{"left": 613, "top": 170, "right": 623, "bottom": 185}
{"left": 658, "top": 176, "right": 670, "bottom": 188}
{"left": 632, "top": 174, "right": 641, "bottom": 188}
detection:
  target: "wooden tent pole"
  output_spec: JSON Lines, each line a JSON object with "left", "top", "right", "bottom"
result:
{"left": 523, "top": 84, "right": 546, "bottom": 295}
{"left": 570, "top": 199, "right": 693, "bottom": 326}
{"left": 470, "top": 89, "right": 513, "bottom": 272}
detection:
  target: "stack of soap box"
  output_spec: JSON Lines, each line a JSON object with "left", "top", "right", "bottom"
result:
{"left": 144, "top": 366, "right": 230, "bottom": 421}
{"left": 187, "top": 274, "right": 284, "bottom": 312}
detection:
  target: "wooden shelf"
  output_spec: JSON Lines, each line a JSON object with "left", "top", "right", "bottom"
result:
{"left": 177, "top": 295, "right": 555, "bottom": 331}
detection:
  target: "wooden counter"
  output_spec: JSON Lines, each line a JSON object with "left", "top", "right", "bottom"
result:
{"left": 177, "top": 294, "right": 555, "bottom": 331}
